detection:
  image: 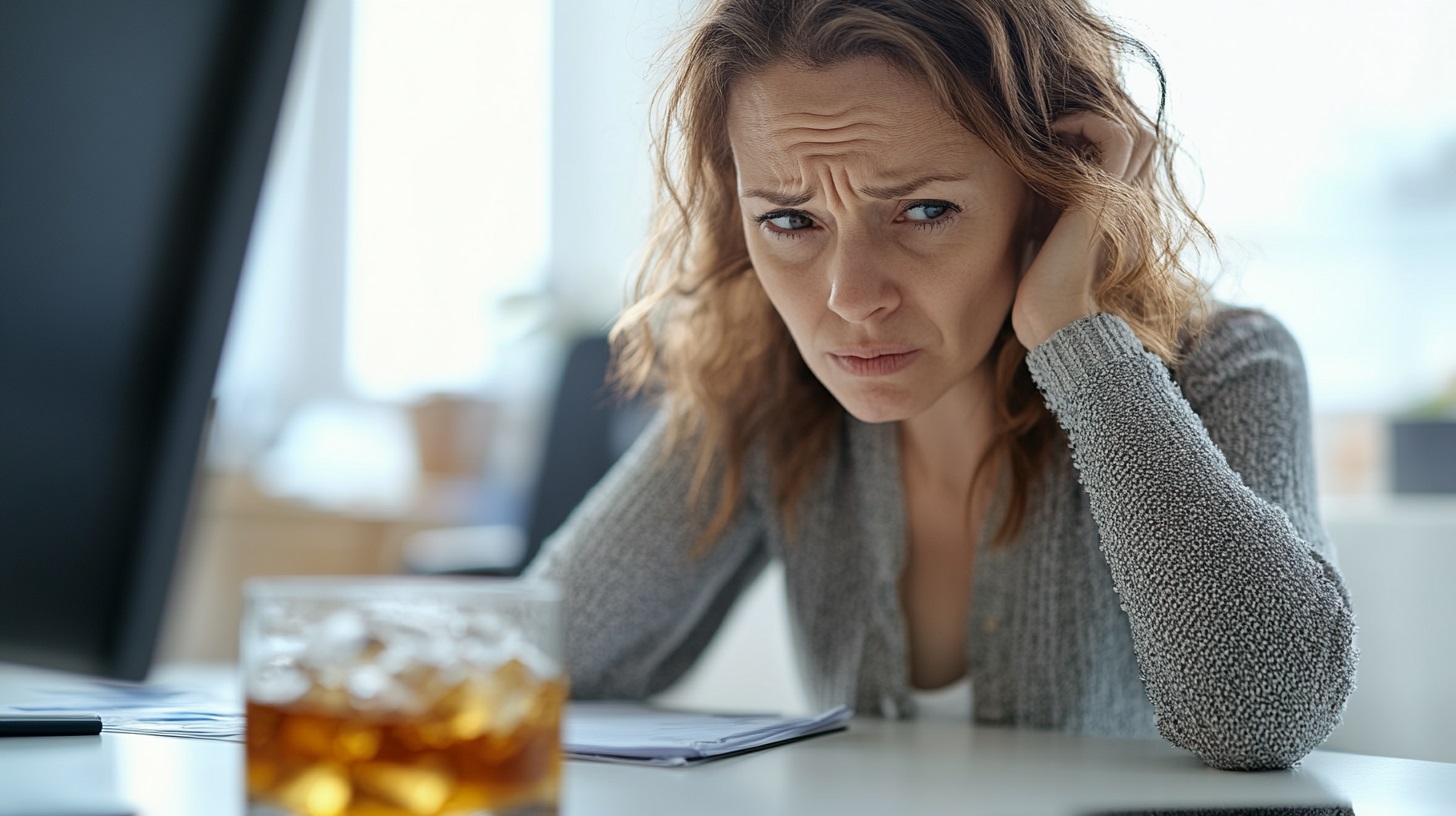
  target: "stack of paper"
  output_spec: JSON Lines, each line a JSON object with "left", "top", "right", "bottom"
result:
{"left": 564, "top": 703, "right": 853, "bottom": 766}
{"left": 7, "top": 680, "right": 246, "bottom": 741}
{"left": 9, "top": 679, "right": 854, "bottom": 764}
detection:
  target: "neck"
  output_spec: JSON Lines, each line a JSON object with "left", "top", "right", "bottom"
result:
{"left": 899, "top": 361, "right": 999, "bottom": 497}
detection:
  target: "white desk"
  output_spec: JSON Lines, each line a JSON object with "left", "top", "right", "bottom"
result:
{"left": 5, "top": 719, "right": 1456, "bottom": 815}
{"left": 3, "top": 668, "right": 1455, "bottom": 815}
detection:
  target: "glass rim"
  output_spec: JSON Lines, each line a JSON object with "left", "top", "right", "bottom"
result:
{"left": 244, "top": 575, "right": 560, "bottom": 602}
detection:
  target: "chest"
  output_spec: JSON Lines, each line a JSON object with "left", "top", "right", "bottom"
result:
{"left": 898, "top": 476, "right": 989, "bottom": 689}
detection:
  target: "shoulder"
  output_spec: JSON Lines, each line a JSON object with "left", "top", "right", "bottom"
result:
{"left": 1174, "top": 304, "right": 1309, "bottom": 402}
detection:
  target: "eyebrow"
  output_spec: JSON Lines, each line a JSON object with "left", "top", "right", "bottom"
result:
{"left": 740, "top": 174, "right": 969, "bottom": 207}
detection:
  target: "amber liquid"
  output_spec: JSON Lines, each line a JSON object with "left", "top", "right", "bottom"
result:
{"left": 246, "top": 666, "right": 566, "bottom": 816}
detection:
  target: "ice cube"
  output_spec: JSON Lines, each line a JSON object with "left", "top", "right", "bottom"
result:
{"left": 417, "top": 679, "right": 490, "bottom": 744}
{"left": 512, "top": 641, "right": 561, "bottom": 681}
{"left": 352, "top": 761, "right": 454, "bottom": 815}
{"left": 470, "top": 611, "right": 512, "bottom": 644}
{"left": 277, "top": 762, "right": 352, "bottom": 816}
{"left": 344, "top": 664, "right": 418, "bottom": 714}
{"left": 306, "top": 610, "right": 370, "bottom": 667}
{"left": 456, "top": 628, "right": 526, "bottom": 672}
{"left": 249, "top": 658, "right": 311, "bottom": 705}
{"left": 258, "top": 633, "right": 307, "bottom": 661}
{"left": 333, "top": 723, "right": 381, "bottom": 762}
{"left": 345, "top": 664, "right": 391, "bottom": 704}
{"left": 280, "top": 712, "right": 339, "bottom": 758}
{"left": 480, "top": 659, "right": 537, "bottom": 734}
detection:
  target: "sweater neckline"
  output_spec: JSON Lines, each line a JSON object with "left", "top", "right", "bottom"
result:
{"left": 847, "top": 416, "right": 1001, "bottom": 718}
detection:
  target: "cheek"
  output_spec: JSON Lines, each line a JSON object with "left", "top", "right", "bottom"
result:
{"left": 746, "top": 235, "right": 820, "bottom": 333}
{"left": 951, "top": 208, "right": 1025, "bottom": 301}
{"left": 751, "top": 268, "right": 812, "bottom": 348}
{"left": 915, "top": 240, "right": 1019, "bottom": 354}
{"left": 923, "top": 237, "right": 1018, "bottom": 309}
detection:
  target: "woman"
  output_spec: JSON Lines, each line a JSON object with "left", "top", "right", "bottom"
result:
{"left": 530, "top": 0, "right": 1356, "bottom": 771}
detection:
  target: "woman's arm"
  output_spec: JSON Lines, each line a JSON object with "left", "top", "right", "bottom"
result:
{"left": 1026, "top": 308, "right": 1357, "bottom": 770}
{"left": 526, "top": 412, "right": 770, "bottom": 699}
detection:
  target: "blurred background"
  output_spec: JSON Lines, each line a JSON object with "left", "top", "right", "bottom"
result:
{"left": 158, "top": 0, "right": 1456, "bottom": 764}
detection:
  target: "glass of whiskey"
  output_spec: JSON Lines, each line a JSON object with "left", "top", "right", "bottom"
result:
{"left": 242, "top": 577, "right": 565, "bottom": 816}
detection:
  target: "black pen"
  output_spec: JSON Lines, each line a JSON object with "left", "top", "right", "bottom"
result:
{"left": 0, "top": 713, "right": 104, "bottom": 736}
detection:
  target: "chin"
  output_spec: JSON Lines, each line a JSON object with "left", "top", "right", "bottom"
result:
{"left": 841, "top": 405, "right": 914, "bottom": 424}
{"left": 829, "top": 388, "right": 926, "bottom": 425}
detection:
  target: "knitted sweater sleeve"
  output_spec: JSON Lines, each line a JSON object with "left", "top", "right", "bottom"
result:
{"left": 1025, "top": 309, "right": 1357, "bottom": 770}
{"left": 525, "top": 412, "right": 769, "bottom": 700}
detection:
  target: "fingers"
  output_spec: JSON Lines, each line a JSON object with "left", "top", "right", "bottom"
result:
{"left": 1052, "top": 111, "right": 1133, "bottom": 176}
{"left": 1127, "top": 120, "right": 1157, "bottom": 186}
{"left": 1050, "top": 110, "right": 1156, "bottom": 184}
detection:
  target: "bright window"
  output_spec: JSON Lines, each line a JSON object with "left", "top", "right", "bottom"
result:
{"left": 1099, "top": 0, "right": 1456, "bottom": 412}
{"left": 347, "top": 0, "right": 552, "bottom": 401}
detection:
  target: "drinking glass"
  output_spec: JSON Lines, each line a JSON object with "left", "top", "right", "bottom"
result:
{"left": 242, "top": 577, "right": 565, "bottom": 816}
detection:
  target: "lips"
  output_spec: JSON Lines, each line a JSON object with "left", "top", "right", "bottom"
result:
{"left": 827, "top": 346, "right": 921, "bottom": 376}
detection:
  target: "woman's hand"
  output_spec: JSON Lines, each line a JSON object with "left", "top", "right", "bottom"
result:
{"left": 1010, "top": 111, "right": 1155, "bottom": 350}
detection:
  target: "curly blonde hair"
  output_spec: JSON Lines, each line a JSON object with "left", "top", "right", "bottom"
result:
{"left": 613, "top": 0, "right": 1212, "bottom": 548}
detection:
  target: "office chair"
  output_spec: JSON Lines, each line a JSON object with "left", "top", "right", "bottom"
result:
{"left": 404, "top": 334, "right": 652, "bottom": 576}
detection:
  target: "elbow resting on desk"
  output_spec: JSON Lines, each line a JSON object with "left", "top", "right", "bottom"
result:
{"left": 1158, "top": 604, "right": 1358, "bottom": 771}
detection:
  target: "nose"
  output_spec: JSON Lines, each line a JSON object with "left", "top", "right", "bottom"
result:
{"left": 825, "top": 232, "right": 899, "bottom": 323}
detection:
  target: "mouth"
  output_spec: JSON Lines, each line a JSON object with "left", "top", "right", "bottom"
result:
{"left": 827, "top": 346, "right": 921, "bottom": 377}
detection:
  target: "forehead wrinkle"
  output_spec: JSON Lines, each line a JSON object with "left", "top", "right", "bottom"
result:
{"left": 774, "top": 116, "right": 883, "bottom": 141}
{"left": 738, "top": 150, "right": 811, "bottom": 203}
{"left": 742, "top": 151, "right": 973, "bottom": 208}
{"left": 858, "top": 173, "right": 972, "bottom": 200}
{"left": 769, "top": 105, "right": 884, "bottom": 125}
{"left": 734, "top": 121, "right": 987, "bottom": 208}
{"left": 767, "top": 117, "right": 975, "bottom": 169}
{"left": 814, "top": 164, "right": 841, "bottom": 210}
{"left": 776, "top": 135, "right": 884, "bottom": 150}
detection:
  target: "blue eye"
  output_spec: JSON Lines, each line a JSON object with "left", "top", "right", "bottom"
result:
{"left": 903, "top": 201, "right": 958, "bottom": 222}
{"left": 757, "top": 210, "right": 814, "bottom": 233}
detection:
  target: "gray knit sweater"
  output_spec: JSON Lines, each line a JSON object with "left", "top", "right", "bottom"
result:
{"left": 529, "top": 308, "right": 1358, "bottom": 771}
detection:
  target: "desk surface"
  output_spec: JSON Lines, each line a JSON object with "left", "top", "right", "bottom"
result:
{"left": 2, "top": 667, "right": 1454, "bottom": 815}
{"left": 4, "top": 719, "right": 1456, "bottom": 815}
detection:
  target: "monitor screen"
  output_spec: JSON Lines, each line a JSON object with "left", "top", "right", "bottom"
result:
{"left": 0, "top": 0, "right": 307, "bottom": 680}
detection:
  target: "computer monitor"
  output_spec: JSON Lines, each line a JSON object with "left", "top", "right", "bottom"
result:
{"left": 0, "top": 0, "right": 307, "bottom": 681}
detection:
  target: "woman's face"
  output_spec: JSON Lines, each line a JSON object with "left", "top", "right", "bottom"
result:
{"left": 727, "top": 58, "right": 1028, "bottom": 424}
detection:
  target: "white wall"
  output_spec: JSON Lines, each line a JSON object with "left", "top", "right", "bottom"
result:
{"left": 548, "top": 0, "right": 689, "bottom": 330}
{"left": 1322, "top": 498, "right": 1456, "bottom": 762}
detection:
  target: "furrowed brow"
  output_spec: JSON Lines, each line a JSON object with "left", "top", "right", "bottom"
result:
{"left": 857, "top": 174, "right": 968, "bottom": 199}
{"left": 741, "top": 173, "right": 969, "bottom": 207}
{"left": 740, "top": 187, "right": 816, "bottom": 207}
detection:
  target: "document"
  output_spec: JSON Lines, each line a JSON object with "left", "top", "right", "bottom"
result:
{"left": 7, "top": 680, "right": 246, "bottom": 740}
{"left": 564, "top": 703, "right": 853, "bottom": 766}
{"left": 9, "top": 678, "right": 854, "bottom": 764}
